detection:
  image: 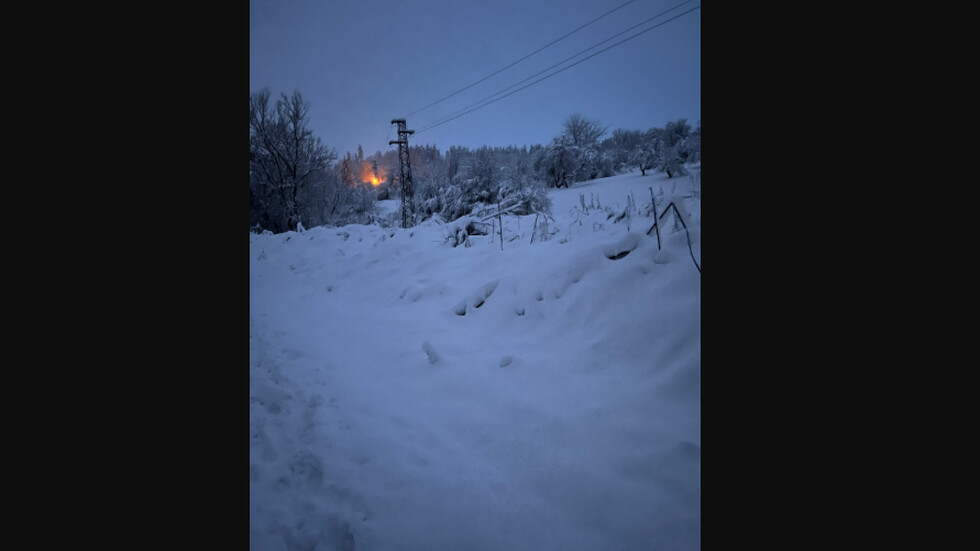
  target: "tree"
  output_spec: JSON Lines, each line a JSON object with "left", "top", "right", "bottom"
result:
{"left": 630, "top": 142, "right": 657, "bottom": 176}
{"left": 468, "top": 146, "right": 499, "bottom": 204}
{"left": 662, "top": 119, "right": 691, "bottom": 148}
{"left": 439, "top": 146, "right": 501, "bottom": 221}
{"left": 446, "top": 146, "right": 465, "bottom": 187}
{"left": 340, "top": 152, "right": 357, "bottom": 187}
{"left": 535, "top": 135, "right": 574, "bottom": 188}
{"left": 682, "top": 121, "right": 700, "bottom": 164}
{"left": 603, "top": 129, "right": 643, "bottom": 174}
{"left": 563, "top": 114, "right": 607, "bottom": 183}
{"left": 409, "top": 144, "right": 447, "bottom": 221}
{"left": 562, "top": 113, "right": 607, "bottom": 148}
{"left": 655, "top": 120, "right": 691, "bottom": 178}
{"left": 658, "top": 140, "right": 687, "bottom": 178}
{"left": 499, "top": 155, "right": 552, "bottom": 216}
{"left": 249, "top": 89, "right": 336, "bottom": 232}
{"left": 323, "top": 150, "right": 381, "bottom": 226}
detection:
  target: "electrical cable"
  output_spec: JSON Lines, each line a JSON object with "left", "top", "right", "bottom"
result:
{"left": 400, "top": 0, "right": 640, "bottom": 119}
{"left": 416, "top": 0, "right": 695, "bottom": 133}
{"left": 415, "top": 4, "right": 700, "bottom": 136}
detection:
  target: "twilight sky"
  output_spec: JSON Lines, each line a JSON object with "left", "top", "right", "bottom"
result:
{"left": 250, "top": 0, "right": 700, "bottom": 158}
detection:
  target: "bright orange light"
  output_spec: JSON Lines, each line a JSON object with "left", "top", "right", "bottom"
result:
{"left": 359, "top": 162, "right": 386, "bottom": 187}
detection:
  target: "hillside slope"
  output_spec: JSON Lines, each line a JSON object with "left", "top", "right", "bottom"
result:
{"left": 250, "top": 169, "right": 701, "bottom": 550}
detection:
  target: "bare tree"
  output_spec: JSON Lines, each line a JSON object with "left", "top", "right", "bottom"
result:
{"left": 562, "top": 113, "right": 607, "bottom": 148}
{"left": 249, "top": 89, "right": 336, "bottom": 232}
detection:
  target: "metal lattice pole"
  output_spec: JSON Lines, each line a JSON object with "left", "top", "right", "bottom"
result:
{"left": 389, "top": 118, "right": 415, "bottom": 228}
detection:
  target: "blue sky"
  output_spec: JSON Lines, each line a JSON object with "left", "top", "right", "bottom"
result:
{"left": 250, "top": 0, "right": 700, "bottom": 158}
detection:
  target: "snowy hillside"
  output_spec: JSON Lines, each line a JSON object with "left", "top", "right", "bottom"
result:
{"left": 249, "top": 168, "right": 701, "bottom": 550}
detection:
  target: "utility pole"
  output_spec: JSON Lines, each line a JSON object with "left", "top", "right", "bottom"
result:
{"left": 389, "top": 118, "right": 415, "bottom": 228}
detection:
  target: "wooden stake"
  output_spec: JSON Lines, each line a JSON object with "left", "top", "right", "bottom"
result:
{"left": 498, "top": 201, "right": 504, "bottom": 251}
{"left": 647, "top": 187, "right": 661, "bottom": 250}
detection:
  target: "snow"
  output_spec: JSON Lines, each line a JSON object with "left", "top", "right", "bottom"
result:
{"left": 250, "top": 169, "right": 701, "bottom": 550}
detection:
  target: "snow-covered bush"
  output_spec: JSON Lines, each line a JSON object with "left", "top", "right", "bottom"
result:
{"left": 444, "top": 216, "right": 490, "bottom": 247}
{"left": 438, "top": 147, "right": 502, "bottom": 222}
{"left": 498, "top": 157, "right": 552, "bottom": 216}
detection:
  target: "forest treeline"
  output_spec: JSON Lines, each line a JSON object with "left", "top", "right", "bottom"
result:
{"left": 250, "top": 90, "right": 700, "bottom": 233}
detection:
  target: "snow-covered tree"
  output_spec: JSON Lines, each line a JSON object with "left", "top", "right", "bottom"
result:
{"left": 630, "top": 142, "right": 657, "bottom": 176}
{"left": 249, "top": 89, "right": 337, "bottom": 232}
{"left": 653, "top": 120, "right": 691, "bottom": 178}
{"left": 437, "top": 147, "right": 491, "bottom": 221}
{"left": 662, "top": 119, "right": 691, "bottom": 149}
{"left": 340, "top": 153, "right": 357, "bottom": 187}
{"left": 535, "top": 136, "right": 574, "bottom": 188}
{"left": 603, "top": 129, "right": 644, "bottom": 173}
{"left": 446, "top": 146, "right": 465, "bottom": 187}
{"left": 681, "top": 121, "right": 700, "bottom": 164}
{"left": 410, "top": 144, "right": 447, "bottom": 221}
{"left": 533, "top": 114, "right": 608, "bottom": 187}
{"left": 658, "top": 139, "right": 688, "bottom": 178}
{"left": 499, "top": 155, "right": 552, "bottom": 216}
{"left": 468, "top": 146, "right": 499, "bottom": 203}
{"left": 561, "top": 114, "right": 607, "bottom": 183}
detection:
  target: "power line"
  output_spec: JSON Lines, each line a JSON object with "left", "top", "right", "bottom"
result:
{"left": 415, "top": 4, "right": 700, "bottom": 136}
{"left": 401, "top": 0, "right": 640, "bottom": 119}
{"left": 416, "top": 0, "right": 695, "bottom": 134}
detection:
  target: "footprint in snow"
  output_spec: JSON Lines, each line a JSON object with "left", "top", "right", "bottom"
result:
{"left": 287, "top": 449, "right": 324, "bottom": 488}
{"left": 422, "top": 341, "right": 439, "bottom": 364}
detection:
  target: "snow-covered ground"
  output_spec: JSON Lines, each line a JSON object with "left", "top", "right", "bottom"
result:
{"left": 250, "top": 168, "right": 701, "bottom": 550}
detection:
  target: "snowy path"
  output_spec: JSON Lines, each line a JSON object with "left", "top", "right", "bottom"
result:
{"left": 250, "top": 171, "right": 701, "bottom": 550}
